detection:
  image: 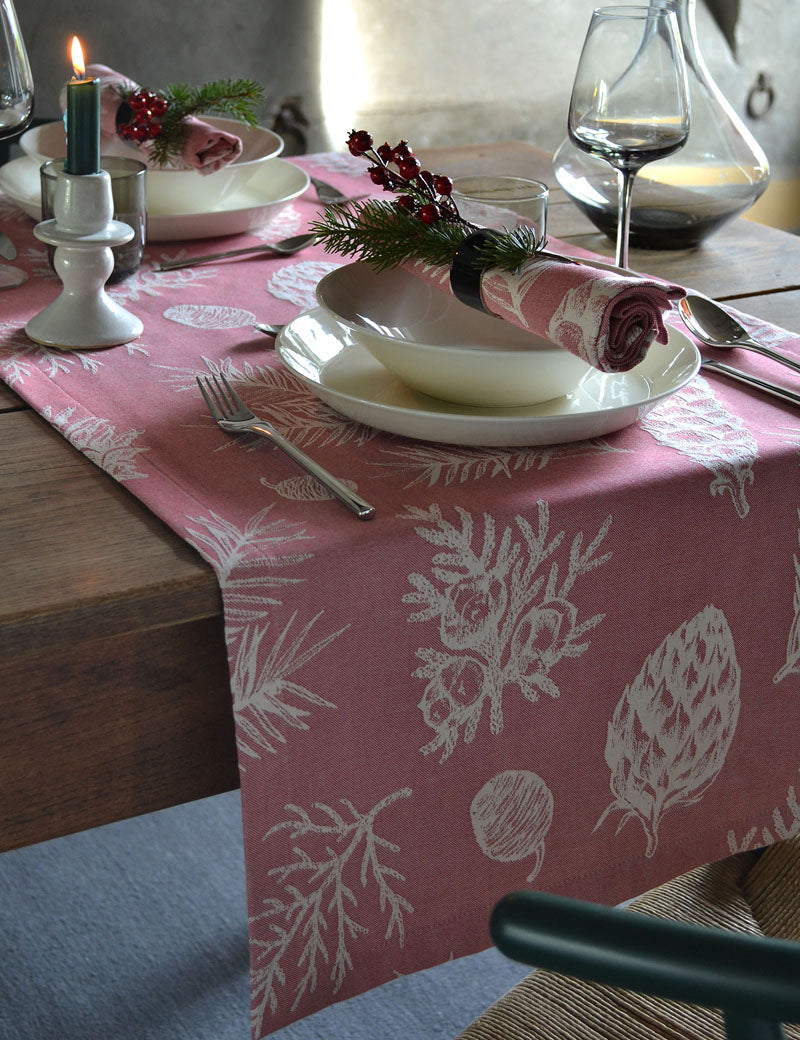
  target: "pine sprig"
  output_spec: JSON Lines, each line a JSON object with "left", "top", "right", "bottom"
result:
{"left": 311, "top": 200, "right": 542, "bottom": 273}
{"left": 116, "top": 78, "right": 264, "bottom": 167}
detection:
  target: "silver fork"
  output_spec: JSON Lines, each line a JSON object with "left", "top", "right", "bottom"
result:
{"left": 197, "top": 373, "right": 375, "bottom": 520}
{"left": 310, "top": 175, "right": 369, "bottom": 206}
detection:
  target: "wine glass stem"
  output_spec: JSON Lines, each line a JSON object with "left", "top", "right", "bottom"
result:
{"left": 615, "top": 167, "right": 637, "bottom": 269}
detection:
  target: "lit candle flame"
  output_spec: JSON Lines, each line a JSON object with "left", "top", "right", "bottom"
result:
{"left": 70, "top": 36, "right": 86, "bottom": 79}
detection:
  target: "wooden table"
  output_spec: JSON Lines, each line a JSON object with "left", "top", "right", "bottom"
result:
{"left": 3, "top": 142, "right": 800, "bottom": 853}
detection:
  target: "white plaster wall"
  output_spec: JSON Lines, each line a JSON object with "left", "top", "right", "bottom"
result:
{"left": 14, "top": 0, "right": 795, "bottom": 173}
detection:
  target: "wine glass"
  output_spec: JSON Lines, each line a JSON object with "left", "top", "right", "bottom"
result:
{"left": 567, "top": 5, "right": 689, "bottom": 269}
{"left": 0, "top": 0, "right": 33, "bottom": 289}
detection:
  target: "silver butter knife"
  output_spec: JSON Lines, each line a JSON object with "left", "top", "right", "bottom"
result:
{"left": 701, "top": 358, "right": 800, "bottom": 410}
{"left": 0, "top": 231, "right": 16, "bottom": 261}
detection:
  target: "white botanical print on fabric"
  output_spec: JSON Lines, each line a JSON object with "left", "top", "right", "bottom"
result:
{"left": 108, "top": 263, "right": 218, "bottom": 303}
{"left": 0, "top": 323, "right": 145, "bottom": 385}
{"left": 307, "top": 152, "right": 367, "bottom": 176}
{"left": 251, "top": 202, "right": 304, "bottom": 242}
{"left": 267, "top": 260, "right": 342, "bottom": 310}
{"left": 727, "top": 768, "right": 800, "bottom": 852}
{"left": 470, "top": 770, "right": 554, "bottom": 880}
{"left": 156, "top": 354, "right": 378, "bottom": 450}
{"left": 596, "top": 605, "right": 740, "bottom": 858}
{"left": 42, "top": 405, "right": 150, "bottom": 481}
{"left": 403, "top": 502, "right": 611, "bottom": 761}
{"left": 250, "top": 788, "right": 413, "bottom": 1033}
{"left": 375, "top": 440, "right": 629, "bottom": 489}
{"left": 163, "top": 304, "right": 257, "bottom": 329}
{"left": 774, "top": 511, "right": 800, "bottom": 685}
{"left": 184, "top": 506, "right": 348, "bottom": 760}
{"left": 640, "top": 376, "right": 757, "bottom": 518}
{"left": 260, "top": 473, "right": 361, "bottom": 501}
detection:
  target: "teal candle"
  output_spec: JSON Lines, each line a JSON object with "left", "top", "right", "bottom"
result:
{"left": 65, "top": 38, "right": 100, "bottom": 175}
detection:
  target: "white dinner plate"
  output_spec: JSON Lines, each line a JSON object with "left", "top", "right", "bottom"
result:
{"left": 276, "top": 307, "right": 701, "bottom": 447}
{"left": 0, "top": 155, "right": 309, "bottom": 241}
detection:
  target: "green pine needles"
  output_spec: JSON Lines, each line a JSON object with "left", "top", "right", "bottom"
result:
{"left": 311, "top": 200, "right": 541, "bottom": 274}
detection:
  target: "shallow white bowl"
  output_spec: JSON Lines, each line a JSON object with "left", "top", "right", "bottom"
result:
{"left": 315, "top": 263, "right": 593, "bottom": 408}
{"left": 19, "top": 117, "right": 284, "bottom": 215}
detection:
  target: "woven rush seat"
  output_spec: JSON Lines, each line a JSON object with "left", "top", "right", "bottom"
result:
{"left": 458, "top": 836, "right": 800, "bottom": 1040}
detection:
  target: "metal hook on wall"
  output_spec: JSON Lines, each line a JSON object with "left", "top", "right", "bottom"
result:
{"left": 746, "top": 72, "right": 775, "bottom": 119}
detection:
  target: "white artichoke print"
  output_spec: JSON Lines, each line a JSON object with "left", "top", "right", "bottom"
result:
{"left": 774, "top": 512, "right": 800, "bottom": 685}
{"left": 267, "top": 260, "right": 342, "bottom": 309}
{"left": 403, "top": 502, "right": 611, "bottom": 761}
{"left": 640, "top": 376, "right": 757, "bottom": 518}
{"left": 250, "top": 788, "right": 412, "bottom": 1033}
{"left": 470, "top": 770, "right": 554, "bottom": 880}
{"left": 260, "top": 473, "right": 360, "bottom": 501}
{"left": 163, "top": 304, "right": 257, "bottom": 329}
{"left": 596, "top": 605, "right": 741, "bottom": 857}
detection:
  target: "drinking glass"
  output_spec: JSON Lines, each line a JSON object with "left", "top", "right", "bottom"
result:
{"left": 0, "top": 0, "right": 34, "bottom": 289}
{"left": 567, "top": 5, "right": 689, "bottom": 268}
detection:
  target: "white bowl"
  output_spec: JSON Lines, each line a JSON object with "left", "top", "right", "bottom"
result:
{"left": 315, "top": 263, "right": 593, "bottom": 408}
{"left": 19, "top": 117, "right": 284, "bottom": 215}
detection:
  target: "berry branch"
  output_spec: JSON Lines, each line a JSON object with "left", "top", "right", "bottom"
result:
{"left": 311, "top": 129, "right": 543, "bottom": 273}
{"left": 115, "top": 77, "right": 264, "bottom": 167}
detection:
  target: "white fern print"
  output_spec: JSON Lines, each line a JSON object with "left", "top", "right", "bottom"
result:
{"left": 163, "top": 304, "right": 257, "bottom": 329}
{"left": 42, "top": 405, "right": 150, "bottom": 481}
{"left": 231, "top": 612, "right": 346, "bottom": 759}
{"left": 0, "top": 324, "right": 103, "bottom": 383}
{"left": 596, "top": 605, "right": 741, "bottom": 857}
{"left": 376, "top": 440, "right": 628, "bottom": 489}
{"left": 640, "top": 376, "right": 757, "bottom": 518}
{"left": 260, "top": 473, "right": 360, "bottom": 501}
{"left": 183, "top": 506, "right": 312, "bottom": 631}
{"left": 250, "top": 788, "right": 413, "bottom": 1032}
{"left": 727, "top": 768, "right": 800, "bottom": 852}
{"left": 403, "top": 502, "right": 610, "bottom": 761}
{"left": 774, "top": 512, "right": 800, "bottom": 685}
{"left": 109, "top": 263, "right": 217, "bottom": 302}
{"left": 267, "top": 260, "right": 342, "bottom": 310}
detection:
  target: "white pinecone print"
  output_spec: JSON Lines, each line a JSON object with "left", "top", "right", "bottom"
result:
{"left": 774, "top": 512, "right": 800, "bottom": 685}
{"left": 596, "top": 605, "right": 740, "bottom": 857}
{"left": 470, "top": 770, "right": 554, "bottom": 880}
{"left": 640, "top": 376, "right": 757, "bottom": 518}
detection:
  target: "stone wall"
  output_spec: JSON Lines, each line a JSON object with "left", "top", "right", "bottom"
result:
{"left": 15, "top": 0, "right": 796, "bottom": 176}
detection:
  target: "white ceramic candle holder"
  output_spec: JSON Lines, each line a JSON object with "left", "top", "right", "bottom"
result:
{"left": 25, "top": 169, "right": 143, "bottom": 350}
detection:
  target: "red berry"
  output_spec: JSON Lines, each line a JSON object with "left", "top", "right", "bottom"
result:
{"left": 118, "top": 123, "right": 135, "bottom": 140}
{"left": 347, "top": 129, "right": 373, "bottom": 156}
{"left": 395, "top": 194, "right": 417, "bottom": 213}
{"left": 132, "top": 110, "right": 153, "bottom": 126}
{"left": 150, "top": 95, "right": 168, "bottom": 116}
{"left": 131, "top": 125, "right": 149, "bottom": 142}
{"left": 368, "top": 165, "right": 388, "bottom": 185}
{"left": 376, "top": 142, "right": 392, "bottom": 162}
{"left": 433, "top": 175, "right": 453, "bottom": 196}
{"left": 392, "top": 140, "right": 413, "bottom": 162}
{"left": 148, "top": 122, "right": 163, "bottom": 137}
{"left": 417, "top": 169, "right": 433, "bottom": 187}
{"left": 398, "top": 157, "right": 421, "bottom": 180}
{"left": 418, "top": 203, "right": 441, "bottom": 224}
{"left": 127, "top": 91, "right": 148, "bottom": 111}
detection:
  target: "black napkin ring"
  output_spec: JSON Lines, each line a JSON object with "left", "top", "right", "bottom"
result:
{"left": 449, "top": 229, "right": 503, "bottom": 313}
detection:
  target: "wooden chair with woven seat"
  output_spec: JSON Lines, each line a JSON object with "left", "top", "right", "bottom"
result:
{"left": 459, "top": 836, "right": 800, "bottom": 1040}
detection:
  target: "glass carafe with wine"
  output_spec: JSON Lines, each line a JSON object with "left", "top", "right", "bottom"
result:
{"left": 567, "top": 5, "right": 690, "bottom": 269}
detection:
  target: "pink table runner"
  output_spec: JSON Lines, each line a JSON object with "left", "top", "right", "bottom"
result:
{"left": 2, "top": 153, "right": 800, "bottom": 1038}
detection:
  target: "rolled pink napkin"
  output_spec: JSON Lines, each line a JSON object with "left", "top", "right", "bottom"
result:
{"left": 409, "top": 242, "right": 684, "bottom": 373}
{"left": 60, "top": 64, "right": 243, "bottom": 174}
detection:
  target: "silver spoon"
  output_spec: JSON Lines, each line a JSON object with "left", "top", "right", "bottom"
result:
{"left": 153, "top": 232, "right": 316, "bottom": 272}
{"left": 679, "top": 293, "right": 800, "bottom": 376}
{"left": 253, "top": 322, "right": 284, "bottom": 339}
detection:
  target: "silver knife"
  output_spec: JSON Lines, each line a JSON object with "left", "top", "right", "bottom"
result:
{"left": 701, "top": 358, "right": 800, "bottom": 409}
{"left": 0, "top": 231, "right": 16, "bottom": 261}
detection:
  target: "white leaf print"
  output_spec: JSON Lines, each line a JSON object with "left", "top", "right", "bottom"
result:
{"left": 727, "top": 768, "right": 800, "bottom": 852}
{"left": 640, "top": 376, "right": 757, "bottom": 518}
{"left": 260, "top": 473, "right": 360, "bottom": 501}
{"left": 596, "top": 605, "right": 740, "bottom": 857}
{"left": 267, "top": 260, "right": 342, "bottom": 309}
{"left": 163, "top": 304, "right": 257, "bottom": 329}
{"left": 774, "top": 512, "right": 800, "bottom": 685}
{"left": 111, "top": 264, "right": 218, "bottom": 302}
{"left": 308, "top": 153, "right": 366, "bottom": 176}
{"left": 252, "top": 203, "right": 303, "bottom": 241}
{"left": 0, "top": 325, "right": 105, "bottom": 383}
{"left": 42, "top": 405, "right": 149, "bottom": 481}
{"left": 470, "top": 770, "right": 554, "bottom": 880}
{"left": 250, "top": 788, "right": 413, "bottom": 1031}
{"left": 375, "top": 440, "right": 629, "bottom": 489}
{"left": 404, "top": 502, "right": 610, "bottom": 761}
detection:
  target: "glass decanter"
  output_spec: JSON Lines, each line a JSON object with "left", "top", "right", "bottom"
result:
{"left": 553, "top": 0, "right": 770, "bottom": 249}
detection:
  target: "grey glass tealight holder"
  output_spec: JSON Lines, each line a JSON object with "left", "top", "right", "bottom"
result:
{"left": 40, "top": 156, "right": 147, "bottom": 282}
